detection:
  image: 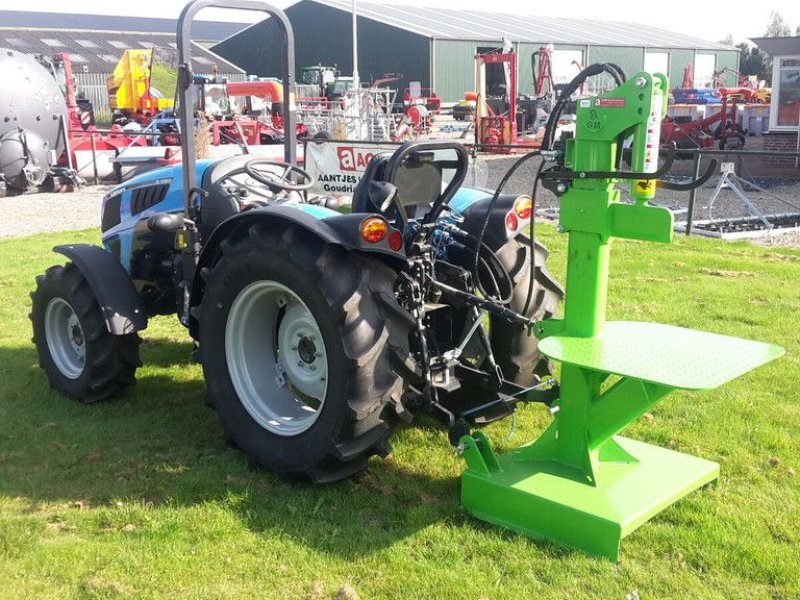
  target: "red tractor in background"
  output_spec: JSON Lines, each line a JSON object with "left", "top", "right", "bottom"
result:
{"left": 473, "top": 48, "right": 545, "bottom": 151}
{"left": 402, "top": 86, "right": 441, "bottom": 113}
{"left": 194, "top": 78, "right": 308, "bottom": 146}
{"left": 662, "top": 64, "right": 770, "bottom": 152}
{"left": 661, "top": 88, "right": 747, "bottom": 151}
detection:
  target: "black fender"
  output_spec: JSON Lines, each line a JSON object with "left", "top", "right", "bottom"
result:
{"left": 53, "top": 244, "right": 148, "bottom": 335}
{"left": 450, "top": 192, "right": 564, "bottom": 298}
{"left": 458, "top": 192, "right": 529, "bottom": 251}
{"left": 188, "top": 206, "right": 406, "bottom": 332}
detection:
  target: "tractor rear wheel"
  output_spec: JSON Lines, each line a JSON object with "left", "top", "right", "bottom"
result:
{"left": 198, "top": 223, "right": 410, "bottom": 483}
{"left": 30, "top": 264, "right": 141, "bottom": 402}
{"left": 442, "top": 235, "right": 562, "bottom": 409}
{"left": 488, "top": 235, "right": 563, "bottom": 384}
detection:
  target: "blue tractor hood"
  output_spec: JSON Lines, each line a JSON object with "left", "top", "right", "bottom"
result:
{"left": 109, "top": 158, "right": 221, "bottom": 197}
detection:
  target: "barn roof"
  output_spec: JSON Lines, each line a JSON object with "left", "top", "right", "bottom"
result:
{"left": 0, "top": 26, "right": 245, "bottom": 74}
{"left": 301, "top": 0, "right": 735, "bottom": 50}
{"left": 0, "top": 10, "right": 246, "bottom": 41}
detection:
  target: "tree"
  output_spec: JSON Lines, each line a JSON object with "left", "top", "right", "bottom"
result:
{"left": 719, "top": 34, "right": 734, "bottom": 46}
{"left": 737, "top": 43, "right": 769, "bottom": 83}
{"left": 796, "top": 25, "right": 800, "bottom": 36}
{"left": 765, "top": 11, "right": 791, "bottom": 37}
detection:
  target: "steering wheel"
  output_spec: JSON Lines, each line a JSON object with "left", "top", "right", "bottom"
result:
{"left": 244, "top": 159, "right": 314, "bottom": 192}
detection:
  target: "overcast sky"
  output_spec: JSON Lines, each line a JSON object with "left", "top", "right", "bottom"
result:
{"left": 3, "top": 0, "right": 800, "bottom": 44}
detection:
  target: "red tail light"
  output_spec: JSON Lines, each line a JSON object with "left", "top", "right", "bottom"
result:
{"left": 388, "top": 229, "right": 403, "bottom": 251}
{"left": 505, "top": 211, "right": 519, "bottom": 231}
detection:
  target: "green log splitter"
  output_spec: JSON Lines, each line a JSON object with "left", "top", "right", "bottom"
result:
{"left": 458, "top": 72, "right": 785, "bottom": 561}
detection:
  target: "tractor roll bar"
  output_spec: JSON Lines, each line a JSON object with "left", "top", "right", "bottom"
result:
{"left": 177, "top": 0, "right": 297, "bottom": 218}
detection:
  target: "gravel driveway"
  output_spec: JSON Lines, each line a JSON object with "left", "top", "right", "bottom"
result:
{"left": 2, "top": 162, "right": 799, "bottom": 249}
{"left": 0, "top": 186, "right": 109, "bottom": 239}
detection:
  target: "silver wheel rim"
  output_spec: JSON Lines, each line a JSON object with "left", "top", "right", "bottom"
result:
{"left": 225, "top": 280, "right": 329, "bottom": 436}
{"left": 44, "top": 297, "right": 86, "bottom": 379}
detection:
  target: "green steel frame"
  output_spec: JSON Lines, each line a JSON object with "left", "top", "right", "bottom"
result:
{"left": 459, "top": 72, "right": 784, "bottom": 561}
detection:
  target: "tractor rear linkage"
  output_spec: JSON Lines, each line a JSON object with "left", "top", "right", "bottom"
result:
{"left": 390, "top": 217, "right": 559, "bottom": 434}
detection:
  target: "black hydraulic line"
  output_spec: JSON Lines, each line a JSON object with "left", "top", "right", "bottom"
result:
{"left": 603, "top": 62, "right": 627, "bottom": 84}
{"left": 471, "top": 150, "right": 541, "bottom": 303}
{"left": 446, "top": 229, "right": 514, "bottom": 305}
{"left": 656, "top": 159, "right": 718, "bottom": 191}
{"left": 542, "top": 63, "right": 627, "bottom": 152}
{"left": 432, "top": 279, "right": 531, "bottom": 325}
{"left": 523, "top": 158, "right": 547, "bottom": 315}
{"left": 540, "top": 142, "right": 677, "bottom": 182}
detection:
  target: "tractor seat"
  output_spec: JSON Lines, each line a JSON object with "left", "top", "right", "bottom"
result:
{"left": 351, "top": 152, "right": 392, "bottom": 213}
{"left": 352, "top": 150, "right": 445, "bottom": 222}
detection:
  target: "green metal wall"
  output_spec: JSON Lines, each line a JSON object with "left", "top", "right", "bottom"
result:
{"left": 660, "top": 49, "right": 740, "bottom": 87}
{"left": 586, "top": 46, "right": 644, "bottom": 91}
{"left": 715, "top": 50, "right": 740, "bottom": 86}
{"left": 433, "top": 39, "right": 500, "bottom": 102}
{"left": 662, "top": 48, "right": 695, "bottom": 86}
{"left": 433, "top": 40, "right": 739, "bottom": 101}
{"left": 434, "top": 40, "right": 595, "bottom": 101}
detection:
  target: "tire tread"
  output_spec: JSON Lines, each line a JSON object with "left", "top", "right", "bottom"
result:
{"left": 30, "top": 262, "right": 141, "bottom": 403}
{"left": 200, "top": 223, "right": 411, "bottom": 482}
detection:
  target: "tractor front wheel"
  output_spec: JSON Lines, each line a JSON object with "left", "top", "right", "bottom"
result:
{"left": 30, "top": 264, "right": 141, "bottom": 402}
{"left": 198, "top": 223, "right": 410, "bottom": 483}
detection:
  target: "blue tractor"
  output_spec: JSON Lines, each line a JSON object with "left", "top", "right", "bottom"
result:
{"left": 30, "top": 0, "right": 562, "bottom": 483}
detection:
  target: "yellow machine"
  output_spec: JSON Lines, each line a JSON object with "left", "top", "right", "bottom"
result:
{"left": 106, "top": 49, "right": 175, "bottom": 120}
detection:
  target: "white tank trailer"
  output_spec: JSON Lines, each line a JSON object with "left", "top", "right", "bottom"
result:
{"left": 0, "top": 48, "right": 69, "bottom": 194}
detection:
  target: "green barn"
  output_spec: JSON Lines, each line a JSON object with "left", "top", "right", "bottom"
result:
{"left": 213, "top": 0, "right": 739, "bottom": 102}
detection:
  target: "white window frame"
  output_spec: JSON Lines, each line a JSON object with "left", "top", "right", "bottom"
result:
{"left": 770, "top": 54, "right": 800, "bottom": 131}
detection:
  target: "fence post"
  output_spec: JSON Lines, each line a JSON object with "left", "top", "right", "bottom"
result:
{"left": 58, "top": 115, "right": 75, "bottom": 171}
{"left": 686, "top": 152, "right": 701, "bottom": 236}
{"left": 90, "top": 131, "right": 99, "bottom": 186}
{"left": 796, "top": 113, "right": 799, "bottom": 170}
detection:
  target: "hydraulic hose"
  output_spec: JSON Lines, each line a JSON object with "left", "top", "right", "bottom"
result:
{"left": 448, "top": 229, "right": 514, "bottom": 304}
{"left": 542, "top": 62, "right": 627, "bottom": 151}
{"left": 474, "top": 62, "right": 629, "bottom": 320}
{"left": 522, "top": 158, "right": 547, "bottom": 315}
{"left": 472, "top": 150, "right": 541, "bottom": 303}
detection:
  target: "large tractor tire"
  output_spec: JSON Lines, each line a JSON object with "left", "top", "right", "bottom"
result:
{"left": 30, "top": 264, "right": 141, "bottom": 402}
{"left": 490, "top": 235, "right": 563, "bottom": 384}
{"left": 198, "top": 223, "right": 411, "bottom": 483}
{"left": 442, "top": 235, "right": 562, "bottom": 409}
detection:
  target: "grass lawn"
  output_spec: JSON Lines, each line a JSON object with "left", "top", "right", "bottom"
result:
{"left": 0, "top": 225, "right": 798, "bottom": 600}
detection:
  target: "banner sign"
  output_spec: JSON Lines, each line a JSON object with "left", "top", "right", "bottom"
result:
{"left": 304, "top": 140, "right": 400, "bottom": 196}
